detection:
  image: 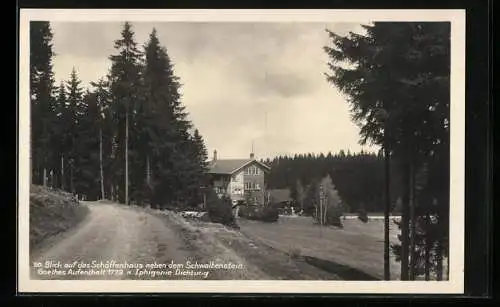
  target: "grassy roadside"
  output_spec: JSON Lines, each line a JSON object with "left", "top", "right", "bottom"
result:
{"left": 29, "top": 185, "right": 89, "bottom": 251}
{"left": 147, "top": 208, "right": 341, "bottom": 280}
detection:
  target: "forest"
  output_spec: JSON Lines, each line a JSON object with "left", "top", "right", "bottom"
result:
{"left": 263, "top": 150, "right": 404, "bottom": 214}
{"left": 30, "top": 22, "right": 209, "bottom": 208}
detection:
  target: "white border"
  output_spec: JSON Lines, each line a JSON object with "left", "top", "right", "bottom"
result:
{"left": 18, "top": 9, "right": 466, "bottom": 294}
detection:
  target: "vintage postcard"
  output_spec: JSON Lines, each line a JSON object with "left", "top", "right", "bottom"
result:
{"left": 18, "top": 9, "right": 465, "bottom": 294}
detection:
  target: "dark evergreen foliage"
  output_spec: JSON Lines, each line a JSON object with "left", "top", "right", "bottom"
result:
{"left": 265, "top": 152, "right": 402, "bottom": 214}
{"left": 324, "top": 22, "right": 450, "bottom": 280}
{"left": 205, "top": 191, "right": 237, "bottom": 228}
{"left": 239, "top": 204, "right": 279, "bottom": 223}
{"left": 30, "top": 21, "right": 56, "bottom": 186}
{"left": 30, "top": 22, "right": 210, "bottom": 210}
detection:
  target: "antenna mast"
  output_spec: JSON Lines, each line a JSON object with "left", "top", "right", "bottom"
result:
{"left": 264, "top": 110, "right": 268, "bottom": 159}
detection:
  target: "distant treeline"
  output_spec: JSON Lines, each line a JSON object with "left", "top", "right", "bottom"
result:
{"left": 263, "top": 150, "right": 404, "bottom": 214}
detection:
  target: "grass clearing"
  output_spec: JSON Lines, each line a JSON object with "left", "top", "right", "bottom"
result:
{"left": 238, "top": 215, "right": 402, "bottom": 280}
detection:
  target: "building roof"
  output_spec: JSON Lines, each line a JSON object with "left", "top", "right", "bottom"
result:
{"left": 207, "top": 159, "right": 270, "bottom": 175}
{"left": 268, "top": 189, "right": 293, "bottom": 203}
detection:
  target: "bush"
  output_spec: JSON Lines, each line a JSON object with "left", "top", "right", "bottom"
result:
{"left": 326, "top": 211, "right": 344, "bottom": 228}
{"left": 357, "top": 209, "right": 369, "bottom": 223}
{"left": 239, "top": 204, "right": 279, "bottom": 223}
{"left": 260, "top": 206, "right": 279, "bottom": 222}
{"left": 239, "top": 204, "right": 258, "bottom": 219}
{"left": 205, "top": 190, "right": 238, "bottom": 228}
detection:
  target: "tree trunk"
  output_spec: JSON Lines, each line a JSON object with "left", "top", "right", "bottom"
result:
{"left": 53, "top": 156, "right": 60, "bottom": 189}
{"left": 70, "top": 135, "right": 75, "bottom": 194}
{"left": 125, "top": 108, "right": 129, "bottom": 206}
{"left": 424, "top": 218, "right": 431, "bottom": 281}
{"left": 446, "top": 252, "right": 450, "bottom": 280}
{"left": 383, "top": 146, "right": 391, "bottom": 280}
{"left": 49, "top": 169, "right": 54, "bottom": 188}
{"left": 99, "top": 128, "right": 105, "bottom": 200}
{"left": 70, "top": 161, "right": 74, "bottom": 194}
{"left": 39, "top": 164, "right": 44, "bottom": 186}
{"left": 400, "top": 162, "right": 410, "bottom": 280}
{"left": 323, "top": 198, "right": 328, "bottom": 223}
{"left": 436, "top": 240, "right": 443, "bottom": 280}
{"left": 319, "top": 194, "right": 323, "bottom": 226}
{"left": 61, "top": 154, "right": 65, "bottom": 190}
{"left": 146, "top": 155, "right": 151, "bottom": 186}
{"left": 43, "top": 167, "right": 47, "bottom": 187}
{"left": 409, "top": 162, "right": 417, "bottom": 280}
{"left": 30, "top": 148, "right": 34, "bottom": 185}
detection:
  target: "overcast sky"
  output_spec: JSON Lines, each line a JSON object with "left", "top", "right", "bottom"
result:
{"left": 50, "top": 21, "right": 377, "bottom": 159}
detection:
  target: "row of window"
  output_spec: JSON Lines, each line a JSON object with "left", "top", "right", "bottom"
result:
{"left": 244, "top": 182, "right": 260, "bottom": 190}
{"left": 215, "top": 187, "right": 226, "bottom": 194}
{"left": 245, "top": 166, "right": 261, "bottom": 175}
{"left": 216, "top": 183, "right": 261, "bottom": 194}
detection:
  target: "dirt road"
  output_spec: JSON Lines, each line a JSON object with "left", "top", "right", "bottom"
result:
{"left": 30, "top": 202, "right": 268, "bottom": 280}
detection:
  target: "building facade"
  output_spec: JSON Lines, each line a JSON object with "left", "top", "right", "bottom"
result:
{"left": 207, "top": 150, "right": 270, "bottom": 205}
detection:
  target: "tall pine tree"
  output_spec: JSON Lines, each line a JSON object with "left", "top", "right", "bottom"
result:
{"left": 108, "top": 22, "right": 143, "bottom": 204}
{"left": 90, "top": 78, "right": 112, "bottom": 200}
{"left": 65, "top": 68, "right": 84, "bottom": 194}
{"left": 324, "top": 22, "right": 450, "bottom": 280}
{"left": 142, "top": 28, "right": 207, "bottom": 208}
{"left": 30, "top": 21, "right": 56, "bottom": 186}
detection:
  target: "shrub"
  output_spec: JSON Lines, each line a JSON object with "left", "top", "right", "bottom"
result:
{"left": 357, "top": 209, "right": 369, "bottom": 223}
{"left": 239, "top": 204, "right": 279, "bottom": 223}
{"left": 239, "top": 204, "right": 260, "bottom": 220}
{"left": 326, "top": 209, "right": 344, "bottom": 228}
{"left": 205, "top": 190, "right": 238, "bottom": 228}
{"left": 260, "top": 206, "right": 279, "bottom": 222}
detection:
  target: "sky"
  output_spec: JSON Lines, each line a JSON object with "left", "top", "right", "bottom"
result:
{"left": 50, "top": 21, "right": 377, "bottom": 160}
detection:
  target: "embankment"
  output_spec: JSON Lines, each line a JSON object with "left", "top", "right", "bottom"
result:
{"left": 29, "top": 185, "right": 89, "bottom": 251}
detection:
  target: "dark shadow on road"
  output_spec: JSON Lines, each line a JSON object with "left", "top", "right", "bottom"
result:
{"left": 301, "top": 255, "right": 380, "bottom": 281}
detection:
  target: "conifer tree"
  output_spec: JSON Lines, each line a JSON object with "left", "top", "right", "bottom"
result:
{"left": 324, "top": 22, "right": 450, "bottom": 280}
{"left": 65, "top": 68, "right": 84, "bottom": 194}
{"left": 53, "top": 81, "right": 68, "bottom": 189}
{"left": 90, "top": 78, "right": 112, "bottom": 200}
{"left": 30, "top": 21, "right": 56, "bottom": 185}
{"left": 142, "top": 28, "right": 208, "bottom": 207}
{"left": 108, "top": 22, "right": 143, "bottom": 204}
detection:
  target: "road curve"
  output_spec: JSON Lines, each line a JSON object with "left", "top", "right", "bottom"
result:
{"left": 30, "top": 202, "right": 199, "bottom": 280}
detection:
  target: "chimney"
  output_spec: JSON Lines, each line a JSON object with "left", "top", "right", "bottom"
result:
{"left": 250, "top": 152, "right": 255, "bottom": 159}
{"left": 213, "top": 150, "right": 217, "bottom": 161}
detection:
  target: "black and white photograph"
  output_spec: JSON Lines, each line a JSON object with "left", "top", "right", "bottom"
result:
{"left": 18, "top": 9, "right": 465, "bottom": 293}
